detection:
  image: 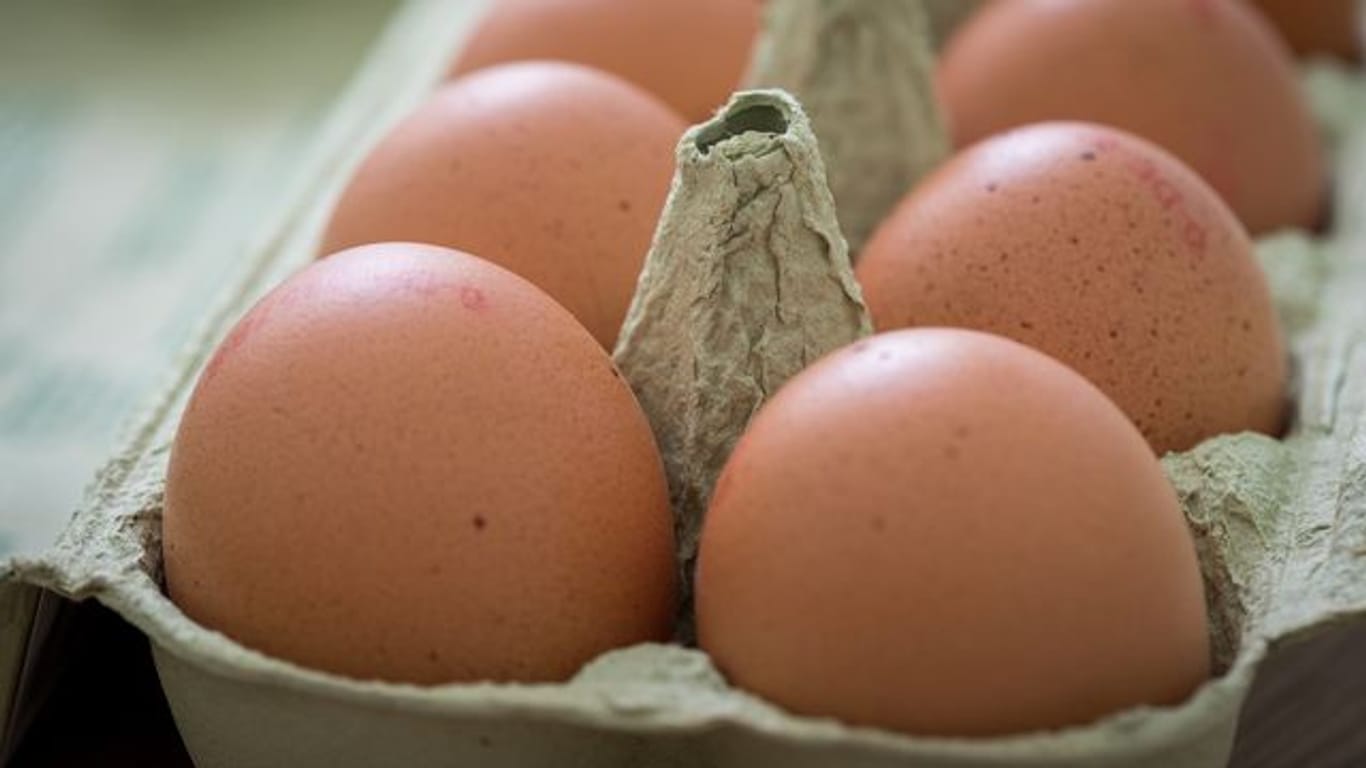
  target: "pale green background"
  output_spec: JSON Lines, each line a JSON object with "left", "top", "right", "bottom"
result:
{"left": 0, "top": 0, "right": 401, "bottom": 556}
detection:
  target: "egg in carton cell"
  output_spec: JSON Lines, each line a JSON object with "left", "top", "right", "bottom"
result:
{"left": 4, "top": 1, "right": 1366, "bottom": 767}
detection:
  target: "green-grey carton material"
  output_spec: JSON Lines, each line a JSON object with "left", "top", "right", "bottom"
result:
{"left": 4, "top": 1, "right": 1366, "bottom": 766}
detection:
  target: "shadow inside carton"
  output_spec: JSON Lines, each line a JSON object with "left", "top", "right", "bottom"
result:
{"left": 1231, "top": 620, "right": 1366, "bottom": 767}
{"left": 4, "top": 590, "right": 190, "bottom": 767}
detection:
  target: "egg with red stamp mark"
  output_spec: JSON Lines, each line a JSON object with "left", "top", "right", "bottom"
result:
{"left": 164, "top": 242, "right": 678, "bottom": 686}
{"left": 937, "top": 0, "right": 1326, "bottom": 235}
{"left": 856, "top": 122, "right": 1287, "bottom": 455}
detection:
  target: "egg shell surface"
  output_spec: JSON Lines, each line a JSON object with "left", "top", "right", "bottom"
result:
{"left": 856, "top": 122, "right": 1287, "bottom": 455}
{"left": 163, "top": 243, "right": 677, "bottom": 686}
{"left": 697, "top": 328, "right": 1211, "bottom": 737}
{"left": 448, "top": 0, "right": 761, "bottom": 121}
{"left": 321, "top": 61, "right": 685, "bottom": 349}
{"left": 937, "top": 0, "right": 1326, "bottom": 234}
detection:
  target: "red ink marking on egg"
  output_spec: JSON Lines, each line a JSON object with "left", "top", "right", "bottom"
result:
{"left": 1090, "top": 133, "right": 1120, "bottom": 152}
{"left": 401, "top": 273, "right": 446, "bottom": 299}
{"left": 1120, "top": 154, "right": 1209, "bottom": 251}
{"left": 1126, "top": 156, "right": 1158, "bottom": 182}
{"left": 200, "top": 282, "right": 298, "bottom": 385}
{"left": 1188, "top": 0, "right": 1217, "bottom": 26}
{"left": 1152, "top": 179, "right": 1182, "bottom": 211}
{"left": 460, "top": 286, "right": 487, "bottom": 311}
{"left": 1183, "top": 221, "right": 1208, "bottom": 253}
{"left": 201, "top": 322, "right": 249, "bottom": 386}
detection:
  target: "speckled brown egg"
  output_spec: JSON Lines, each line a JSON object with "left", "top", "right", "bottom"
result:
{"left": 856, "top": 122, "right": 1287, "bottom": 455}
{"left": 163, "top": 243, "right": 677, "bottom": 685}
{"left": 320, "top": 62, "right": 685, "bottom": 350}
{"left": 1248, "top": 0, "right": 1361, "bottom": 61}
{"left": 449, "top": 0, "right": 761, "bottom": 121}
{"left": 697, "top": 328, "right": 1211, "bottom": 737}
{"left": 938, "top": 0, "right": 1326, "bottom": 235}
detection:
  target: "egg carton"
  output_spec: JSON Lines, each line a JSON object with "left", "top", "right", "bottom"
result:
{"left": 4, "top": 0, "right": 1366, "bottom": 766}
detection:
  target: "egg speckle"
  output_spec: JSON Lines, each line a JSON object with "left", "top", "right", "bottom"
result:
{"left": 856, "top": 122, "right": 1287, "bottom": 454}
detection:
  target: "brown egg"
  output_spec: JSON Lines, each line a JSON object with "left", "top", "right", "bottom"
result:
{"left": 697, "top": 328, "right": 1211, "bottom": 737}
{"left": 938, "top": 0, "right": 1325, "bottom": 234}
{"left": 449, "top": 0, "right": 761, "bottom": 121}
{"left": 856, "top": 122, "right": 1287, "bottom": 455}
{"left": 1248, "top": 0, "right": 1361, "bottom": 60}
{"left": 164, "top": 243, "right": 677, "bottom": 685}
{"left": 320, "top": 62, "right": 685, "bottom": 350}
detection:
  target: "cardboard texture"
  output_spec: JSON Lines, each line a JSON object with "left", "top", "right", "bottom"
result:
{"left": 2, "top": 1, "right": 1365, "bottom": 766}
{"left": 614, "top": 90, "right": 872, "bottom": 622}
{"left": 746, "top": 0, "right": 949, "bottom": 256}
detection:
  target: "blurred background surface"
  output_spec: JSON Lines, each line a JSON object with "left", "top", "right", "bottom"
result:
{"left": 0, "top": 0, "right": 399, "bottom": 556}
